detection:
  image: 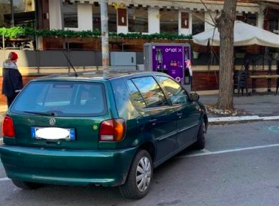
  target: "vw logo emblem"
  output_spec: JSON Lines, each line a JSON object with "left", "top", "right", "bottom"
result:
{"left": 49, "top": 118, "right": 56, "bottom": 126}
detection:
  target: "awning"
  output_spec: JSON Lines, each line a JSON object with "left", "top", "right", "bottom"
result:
{"left": 65, "top": 0, "right": 260, "bottom": 14}
{"left": 259, "top": 0, "right": 278, "bottom": 3}
{"left": 193, "top": 21, "right": 279, "bottom": 48}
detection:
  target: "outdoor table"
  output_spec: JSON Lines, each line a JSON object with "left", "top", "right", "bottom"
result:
{"left": 250, "top": 75, "right": 279, "bottom": 93}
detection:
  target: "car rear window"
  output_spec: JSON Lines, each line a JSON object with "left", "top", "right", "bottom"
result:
{"left": 11, "top": 81, "right": 107, "bottom": 117}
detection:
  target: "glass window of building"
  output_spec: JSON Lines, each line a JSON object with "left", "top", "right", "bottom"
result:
{"left": 262, "top": 8, "right": 279, "bottom": 34}
{"left": 128, "top": 7, "right": 148, "bottom": 33}
{"left": 0, "top": 0, "right": 35, "bottom": 27}
{"left": 245, "top": 13, "right": 257, "bottom": 26}
{"left": 92, "top": 4, "right": 116, "bottom": 32}
{"left": 0, "top": 0, "right": 11, "bottom": 27}
{"left": 63, "top": 1, "right": 78, "bottom": 28}
{"left": 108, "top": 5, "right": 117, "bottom": 32}
{"left": 92, "top": 4, "right": 101, "bottom": 31}
{"left": 192, "top": 12, "right": 205, "bottom": 35}
{"left": 237, "top": 13, "right": 257, "bottom": 26}
{"left": 160, "top": 9, "right": 178, "bottom": 34}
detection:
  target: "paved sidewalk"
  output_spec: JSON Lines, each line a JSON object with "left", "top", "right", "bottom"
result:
{"left": 200, "top": 94, "right": 279, "bottom": 117}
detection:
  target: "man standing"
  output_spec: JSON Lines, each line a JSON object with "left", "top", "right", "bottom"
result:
{"left": 2, "top": 52, "right": 23, "bottom": 107}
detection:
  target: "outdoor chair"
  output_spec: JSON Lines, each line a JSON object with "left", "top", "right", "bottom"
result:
{"left": 237, "top": 70, "right": 249, "bottom": 96}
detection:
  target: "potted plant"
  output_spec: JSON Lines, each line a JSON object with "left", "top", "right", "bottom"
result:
{"left": 192, "top": 44, "right": 200, "bottom": 59}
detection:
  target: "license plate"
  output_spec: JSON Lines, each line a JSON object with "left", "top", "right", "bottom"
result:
{"left": 31, "top": 127, "right": 75, "bottom": 141}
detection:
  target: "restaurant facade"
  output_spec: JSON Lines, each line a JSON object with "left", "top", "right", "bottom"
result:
{"left": 0, "top": 0, "right": 278, "bottom": 97}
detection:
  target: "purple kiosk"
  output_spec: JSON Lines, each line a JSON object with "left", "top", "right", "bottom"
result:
{"left": 144, "top": 43, "right": 192, "bottom": 91}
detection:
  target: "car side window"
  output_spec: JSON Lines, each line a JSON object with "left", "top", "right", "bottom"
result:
{"left": 111, "top": 79, "right": 140, "bottom": 120}
{"left": 127, "top": 80, "right": 146, "bottom": 109}
{"left": 157, "top": 76, "right": 188, "bottom": 105}
{"left": 131, "top": 76, "right": 168, "bottom": 108}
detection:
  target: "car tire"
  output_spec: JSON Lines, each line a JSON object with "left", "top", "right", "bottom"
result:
{"left": 12, "top": 179, "right": 44, "bottom": 190}
{"left": 194, "top": 121, "right": 206, "bottom": 150}
{"left": 119, "top": 150, "right": 153, "bottom": 199}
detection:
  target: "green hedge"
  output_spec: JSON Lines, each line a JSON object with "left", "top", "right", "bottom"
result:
{"left": 0, "top": 27, "right": 192, "bottom": 40}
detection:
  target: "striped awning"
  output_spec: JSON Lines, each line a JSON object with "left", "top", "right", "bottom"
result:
{"left": 64, "top": 0, "right": 260, "bottom": 13}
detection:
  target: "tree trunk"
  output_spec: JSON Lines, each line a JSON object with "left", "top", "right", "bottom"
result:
{"left": 216, "top": 0, "right": 237, "bottom": 110}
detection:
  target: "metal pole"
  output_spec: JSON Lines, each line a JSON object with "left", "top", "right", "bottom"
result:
{"left": 100, "top": 0, "right": 109, "bottom": 70}
{"left": 10, "top": 0, "right": 14, "bottom": 26}
{"left": 2, "top": 35, "right": 4, "bottom": 50}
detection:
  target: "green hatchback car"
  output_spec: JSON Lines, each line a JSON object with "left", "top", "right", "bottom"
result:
{"left": 0, "top": 71, "right": 208, "bottom": 199}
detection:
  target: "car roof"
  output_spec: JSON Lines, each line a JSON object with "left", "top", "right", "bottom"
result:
{"left": 32, "top": 70, "right": 169, "bottom": 82}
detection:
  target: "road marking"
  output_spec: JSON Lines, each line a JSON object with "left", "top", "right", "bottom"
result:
{"left": 178, "top": 144, "right": 279, "bottom": 158}
{"left": 209, "top": 116, "right": 279, "bottom": 123}
{"left": 262, "top": 116, "right": 279, "bottom": 121}
{"left": 269, "top": 126, "right": 279, "bottom": 133}
{"left": 0, "top": 177, "right": 9, "bottom": 182}
{"left": 200, "top": 149, "right": 211, "bottom": 154}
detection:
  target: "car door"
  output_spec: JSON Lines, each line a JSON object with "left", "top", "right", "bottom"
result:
{"left": 156, "top": 76, "right": 201, "bottom": 148}
{"left": 127, "top": 76, "right": 178, "bottom": 162}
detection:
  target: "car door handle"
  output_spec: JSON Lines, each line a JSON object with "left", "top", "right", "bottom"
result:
{"left": 148, "top": 119, "right": 157, "bottom": 126}
{"left": 177, "top": 112, "right": 183, "bottom": 116}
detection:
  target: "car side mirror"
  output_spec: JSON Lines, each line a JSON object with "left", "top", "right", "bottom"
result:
{"left": 189, "top": 93, "right": 199, "bottom": 101}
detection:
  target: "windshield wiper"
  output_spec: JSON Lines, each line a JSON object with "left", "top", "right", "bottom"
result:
{"left": 23, "top": 111, "right": 57, "bottom": 116}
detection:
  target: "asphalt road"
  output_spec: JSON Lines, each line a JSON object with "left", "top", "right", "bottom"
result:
{"left": 0, "top": 121, "right": 278, "bottom": 206}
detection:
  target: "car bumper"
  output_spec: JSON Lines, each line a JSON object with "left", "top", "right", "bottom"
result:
{"left": 0, "top": 145, "right": 137, "bottom": 187}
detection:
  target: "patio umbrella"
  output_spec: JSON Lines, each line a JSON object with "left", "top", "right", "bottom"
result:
{"left": 193, "top": 21, "right": 279, "bottom": 48}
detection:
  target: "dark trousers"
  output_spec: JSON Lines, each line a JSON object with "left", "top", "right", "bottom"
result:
{"left": 7, "top": 94, "right": 17, "bottom": 108}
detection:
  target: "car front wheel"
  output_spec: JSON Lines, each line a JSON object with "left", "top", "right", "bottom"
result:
{"left": 194, "top": 121, "right": 206, "bottom": 150}
{"left": 119, "top": 150, "right": 153, "bottom": 199}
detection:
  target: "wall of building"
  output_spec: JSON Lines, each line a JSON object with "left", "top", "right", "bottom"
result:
{"left": 204, "top": 11, "right": 216, "bottom": 31}
{"left": 77, "top": 4, "right": 93, "bottom": 31}
{"left": 49, "top": 0, "right": 62, "bottom": 30}
{"left": 53, "top": 0, "right": 262, "bottom": 35}
{"left": 192, "top": 70, "right": 278, "bottom": 91}
{"left": 148, "top": 8, "right": 160, "bottom": 34}
{"left": 179, "top": 11, "right": 192, "bottom": 35}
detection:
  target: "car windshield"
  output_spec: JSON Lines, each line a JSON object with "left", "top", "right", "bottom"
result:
{"left": 11, "top": 81, "right": 107, "bottom": 117}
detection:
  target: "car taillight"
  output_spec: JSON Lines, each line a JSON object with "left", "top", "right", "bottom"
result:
{"left": 99, "top": 119, "right": 126, "bottom": 141}
{"left": 2, "top": 116, "right": 15, "bottom": 138}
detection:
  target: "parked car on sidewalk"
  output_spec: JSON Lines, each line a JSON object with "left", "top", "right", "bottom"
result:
{"left": 0, "top": 71, "right": 208, "bottom": 199}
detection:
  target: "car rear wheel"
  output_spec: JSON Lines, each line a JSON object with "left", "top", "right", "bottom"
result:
{"left": 119, "top": 150, "right": 153, "bottom": 199}
{"left": 12, "top": 179, "right": 44, "bottom": 190}
{"left": 194, "top": 121, "right": 206, "bottom": 150}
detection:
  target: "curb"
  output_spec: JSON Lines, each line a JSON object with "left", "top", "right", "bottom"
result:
{"left": 209, "top": 115, "right": 279, "bottom": 123}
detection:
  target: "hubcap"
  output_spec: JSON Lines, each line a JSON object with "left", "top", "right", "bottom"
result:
{"left": 136, "top": 157, "right": 152, "bottom": 192}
